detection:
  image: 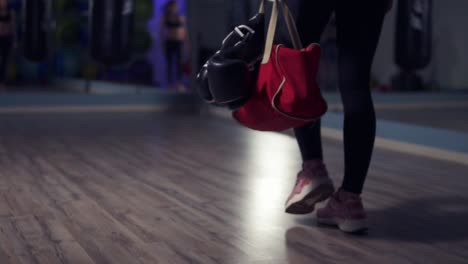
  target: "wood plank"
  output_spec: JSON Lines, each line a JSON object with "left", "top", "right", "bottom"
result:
{"left": 0, "top": 218, "right": 37, "bottom": 264}
{"left": 0, "top": 112, "right": 466, "bottom": 264}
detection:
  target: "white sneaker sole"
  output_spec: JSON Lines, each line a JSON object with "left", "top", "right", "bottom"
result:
{"left": 285, "top": 182, "right": 334, "bottom": 215}
{"left": 317, "top": 216, "right": 368, "bottom": 233}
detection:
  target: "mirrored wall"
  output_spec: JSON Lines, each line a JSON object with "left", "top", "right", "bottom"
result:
{"left": 1, "top": 0, "right": 190, "bottom": 94}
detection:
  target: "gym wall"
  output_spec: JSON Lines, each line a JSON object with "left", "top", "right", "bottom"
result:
{"left": 5, "top": 0, "right": 188, "bottom": 89}
{"left": 374, "top": 0, "right": 468, "bottom": 90}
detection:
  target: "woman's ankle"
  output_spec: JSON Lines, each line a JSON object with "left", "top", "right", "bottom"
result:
{"left": 303, "top": 159, "right": 325, "bottom": 170}
{"left": 339, "top": 186, "right": 362, "bottom": 196}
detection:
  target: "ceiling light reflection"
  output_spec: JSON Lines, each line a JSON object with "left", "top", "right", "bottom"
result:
{"left": 239, "top": 131, "right": 301, "bottom": 246}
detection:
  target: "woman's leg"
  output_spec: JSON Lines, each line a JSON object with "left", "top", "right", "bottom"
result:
{"left": 294, "top": 120, "right": 323, "bottom": 160}
{"left": 285, "top": 0, "right": 336, "bottom": 215}
{"left": 293, "top": 0, "right": 334, "bottom": 162}
{"left": 335, "top": 0, "right": 386, "bottom": 194}
{"left": 165, "top": 41, "right": 175, "bottom": 84}
{"left": 315, "top": 0, "right": 387, "bottom": 233}
{"left": 174, "top": 41, "right": 183, "bottom": 82}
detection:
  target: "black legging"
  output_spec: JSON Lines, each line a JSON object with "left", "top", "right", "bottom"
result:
{"left": 293, "top": 0, "right": 386, "bottom": 194}
{"left": 0, "top": 36, "right": 12, "bottom": 84}
{"left": 165, "top": 40, "right": 183, "bottom": 84}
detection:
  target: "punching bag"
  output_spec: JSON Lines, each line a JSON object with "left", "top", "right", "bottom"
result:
{"left": 90, "top": 0, "right": 135, "bottom": 65}
{"left": 395, "top": 0, "right": 432, "bottom": 70}
{"left": 23, "top": 0, "right": 52, "bottom": 62}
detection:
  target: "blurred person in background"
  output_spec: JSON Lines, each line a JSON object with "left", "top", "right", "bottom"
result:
{"left": 285, "top": 0, "right": 393, "bottom": 233}
{"left": 0, "top": 0, "right": 16, "bottom": 91}
{"left": 160, "top": 0, "right": 188, "bottom": 91}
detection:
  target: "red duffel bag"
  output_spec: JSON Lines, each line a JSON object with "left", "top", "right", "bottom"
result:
{"left": 233, "top": 0, "right": 327, "bottom": 132}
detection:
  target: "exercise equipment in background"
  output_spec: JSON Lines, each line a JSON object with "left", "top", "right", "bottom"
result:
{"left": 102, "top": 66, "right": 129, "bottom": 82}
{"left": 128, "top": 59, "right": 153, "bottom": 85}
{"left": 81, "top": 63, "right": 100, "bottom": 80}
{"left": 9, "top": 0, "right": 21, "bottom": 11}
{"left": 78, "top": 23, "right": 90, "bottom": 47}
{"left": 19, "top": 59, "right": 41, "bottom": 80}
{"left": 6, "top": 63, "right": 18, "bottom": 83}
{"left": 392, "top": 0, "right": 432, "bottom": 91}
{"left": 54, "top": 0, "right": 74, "bottom": 12}
{"left": 90, "top": 0, "right": 135, "bottom": 65}
{"left": 55, "top": 49, "right": 82, "bottom": 77}
{"left": 132, "top": 29, "right": 153, "bottom": 54}
{"left": 134, "top": 0, "right": 154, "bottom": 22}
{"left": 56, "top": 17, "right": 81, "bottom": 46}
{"left": 23, "top": 0, "right": 53, "bottom": 62}
{"left": 76, "top": 0, "right": 89, "bottom": 12}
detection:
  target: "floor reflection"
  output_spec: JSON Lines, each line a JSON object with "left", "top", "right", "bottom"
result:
{"left": 238, "top": 131, "right": 302, "bottom": 256}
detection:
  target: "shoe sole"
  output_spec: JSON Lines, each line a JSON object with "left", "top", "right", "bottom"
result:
{"left": 285, "top": 183, "right": 334, "bottom": 215}
{"left": 317, "top": 217, "right": 368, "bottom": 234}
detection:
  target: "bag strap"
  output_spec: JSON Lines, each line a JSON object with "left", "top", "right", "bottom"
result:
{"left": 261, "top": 0, "right": 279, "bottom": 64}
{"left": 282, "top": 2, "right": 302, "bottom": 49}
{"left": 261, "top": 0, "right": 303, "bottom": 64}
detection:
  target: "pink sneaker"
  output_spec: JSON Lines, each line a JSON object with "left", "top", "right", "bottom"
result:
{"left": 316, "top": 189, "right": 368, "bottom": 233}
{"left": 285, "top": 160, "right": 335, "bottom": 214}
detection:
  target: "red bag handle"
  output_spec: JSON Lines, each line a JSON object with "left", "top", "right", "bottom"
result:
{"left": 262, "top": 0, "right": 303, "bottom": 64}
{"left": 261, "top": 1, "right": 319, "bottom": 122}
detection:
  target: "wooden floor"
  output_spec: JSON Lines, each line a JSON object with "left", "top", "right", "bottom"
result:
{"left": 0, "top": 112, "right": 467, "bottom": 264}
